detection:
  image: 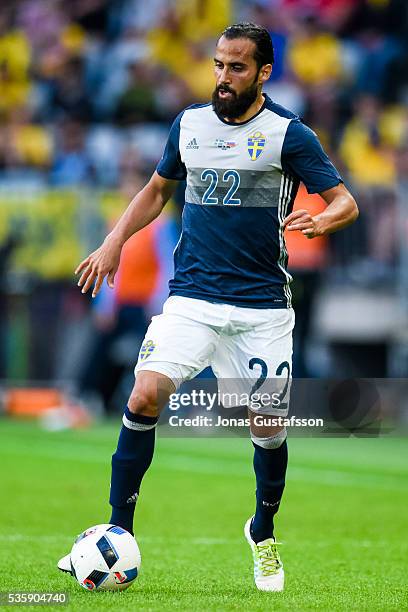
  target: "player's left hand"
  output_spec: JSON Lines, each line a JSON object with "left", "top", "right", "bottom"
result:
{"left": 283, "top": 209, "right": 322, "bottom": 239}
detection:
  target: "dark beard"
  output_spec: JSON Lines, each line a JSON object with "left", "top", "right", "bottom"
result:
{"left": 212, "top": 80, "right": 259, "bottom": 121}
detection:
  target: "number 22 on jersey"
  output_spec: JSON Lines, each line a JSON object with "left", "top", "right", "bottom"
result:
{"left": 201, "top": 169, "right": 241, "bottom": 206}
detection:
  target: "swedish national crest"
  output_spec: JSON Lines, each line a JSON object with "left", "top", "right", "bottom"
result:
{"left": 247, "top": 131, "right": 266, "bottom": 161}
{"left": 139, "top": 339, "right": 155, "bottom": 361}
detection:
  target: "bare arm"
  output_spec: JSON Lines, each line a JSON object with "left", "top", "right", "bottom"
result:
{"left": 283, "top": 183, "right": 359, "bottom": 238}
{"left": 76, "top": 171, "right": 178, "bottom": 297}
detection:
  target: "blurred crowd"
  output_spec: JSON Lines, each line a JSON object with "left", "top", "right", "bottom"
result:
{"left": 0, "top": 0, "right": 408, "bottom": 393}
{"left": 0, "top": 0, "right": 406, "bottom": 192}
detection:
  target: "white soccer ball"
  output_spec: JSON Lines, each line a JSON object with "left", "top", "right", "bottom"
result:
{"left": 70, "top": 524, "right": 141, "bottom": 591}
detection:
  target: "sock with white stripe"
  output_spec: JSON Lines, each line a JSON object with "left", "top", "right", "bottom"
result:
{"left": 109, "top": 407, "right": 157, "bottom": 534}
{"left": 251, "top": 439, "right": 288, "bottom": 543}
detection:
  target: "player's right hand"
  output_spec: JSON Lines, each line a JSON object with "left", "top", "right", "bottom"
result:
{"left": 75, "top": 235, "right": 122, "bottom": 298}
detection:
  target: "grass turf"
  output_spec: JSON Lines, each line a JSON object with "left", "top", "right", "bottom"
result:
{"left": 0, "top": 418, "right": 407, "bottom": 611}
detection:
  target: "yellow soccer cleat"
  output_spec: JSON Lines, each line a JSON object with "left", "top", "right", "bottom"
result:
{"left": 244, "top": 517, "right": 284, "bottom": 592}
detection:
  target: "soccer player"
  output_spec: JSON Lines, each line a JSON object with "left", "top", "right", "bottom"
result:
{"left": 58, "top": 23, "right": 358, "bottom": 591}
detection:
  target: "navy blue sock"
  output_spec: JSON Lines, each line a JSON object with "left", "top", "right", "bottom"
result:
{"left": 251, "top": 439, "right": 288, "bottom": 543}
{"left": 109, "top": 407, "right": 157, "bottom": 534}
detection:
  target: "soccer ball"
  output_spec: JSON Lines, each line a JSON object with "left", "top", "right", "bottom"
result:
{"left": 70, "top": 524, "right": 141, "bottom": 591}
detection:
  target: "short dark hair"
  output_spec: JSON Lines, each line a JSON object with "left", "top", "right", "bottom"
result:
{"left": 219, "top": 23, "right": 274, "bottom": 69}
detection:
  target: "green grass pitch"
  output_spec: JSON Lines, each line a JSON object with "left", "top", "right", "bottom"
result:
{"left": 0, "top": 418, "right": 407, "bottom": 611}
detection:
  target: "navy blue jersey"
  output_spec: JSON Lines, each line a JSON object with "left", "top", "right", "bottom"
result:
{"left": 157, "top": 94, "right": 342, "bottom": 308}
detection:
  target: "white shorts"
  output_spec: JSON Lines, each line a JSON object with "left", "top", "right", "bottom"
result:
{"left": 135, "top": 296, "right": 295, "bottom": 415}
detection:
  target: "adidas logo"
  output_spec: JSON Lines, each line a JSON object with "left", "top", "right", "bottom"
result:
{"left": 126, "top": 492, "right": 139, "bottom": 504}
{"left": 186, "top": 138, "right": 199, "bottom": 150}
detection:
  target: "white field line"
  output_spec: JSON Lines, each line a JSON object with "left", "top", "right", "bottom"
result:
{"left": 0, "top": 534, "right": 403, "bottom": 549}
{"left": 1, "top": 445, "right": 407, "bottom": 491}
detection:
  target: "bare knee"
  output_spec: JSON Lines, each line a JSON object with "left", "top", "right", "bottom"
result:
{"left": 128, "top": 371, "right": 175, "bottom": 417}
{"left": 128, "top": 387, "right": 159, "bottom": 417}
{"left": 248, "top": 409, "right": 283, "bottom": 438}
